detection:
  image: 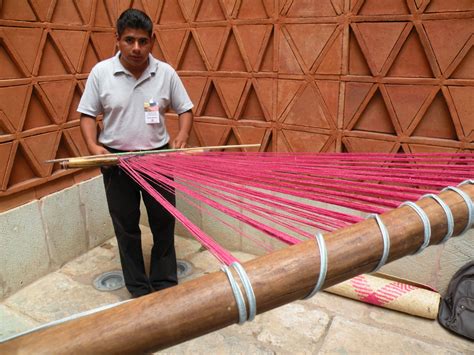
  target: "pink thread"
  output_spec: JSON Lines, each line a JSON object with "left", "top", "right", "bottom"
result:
{"left": 119, "top": 152, "right": 473, "bottom": 264}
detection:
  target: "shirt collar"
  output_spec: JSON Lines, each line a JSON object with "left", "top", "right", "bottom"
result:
{"left": 112, "top": 51, "right": 159, "bottom": 75}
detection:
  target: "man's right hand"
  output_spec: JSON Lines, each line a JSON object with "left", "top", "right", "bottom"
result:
{"left": 88, "top": 144, "right": 110, "bottom": 156}
{"left": 80, "top": 115, "right": 110, "bottom": 156}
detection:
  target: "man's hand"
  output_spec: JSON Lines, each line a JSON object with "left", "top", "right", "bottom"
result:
{"left": 172, "top": 110, "right": 193, "bottom": 149}
{"left": 89, "top": 144, "right": 110, "bottom": 156}
{"left": 80, "top": 114, "right": 110, "bottom": 155}
{"left": 171, "top": 132, "right": 189, "bottom": 149}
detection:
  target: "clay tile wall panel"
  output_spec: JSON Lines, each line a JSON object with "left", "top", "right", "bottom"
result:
{"left": 1, "top": 0, "right": 473, "bottom": 211}
{"left": 0, "top": 0, "right": 117, "bottom": 210}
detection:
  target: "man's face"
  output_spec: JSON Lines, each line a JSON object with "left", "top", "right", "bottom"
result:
{"left": 117, "top": 27, "right": 151, "bottom": 71}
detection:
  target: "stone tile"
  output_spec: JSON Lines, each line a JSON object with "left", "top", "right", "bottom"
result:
{"left": 84, "top": 231, "right": 214, "bottom": 285}
{"left": 40, "top": 185, "right": 88, "bottom": 268}
{"left": 161, "top": 301, "right": 329, "bottom": 354}
{"left": 186, "top": 250, "right": 221, "bottom": 274}
{"left": 59, "top": 240, "right": 121, "bottom": 284}
{"left": 78, "top": 176, "right": 115, "bottom": 248}
{"left": 232, "top": 250, "right": 258, "bottom": 263}
{"left": 175, "top": 235, "right": 202, "bottom": 260}
{"left": 319, "top": 316, "right": 463, "bottom": 354}
{"left": 77, "top": 229, "right": 204, "bottom": 283}
{"left": 243, "top": 303, "right": 330, "bottom": 353}
{"left": 0, "top": 201, "right": 51, "bottom": 298}
{"left": 436, "top": 231, "right": 473, "bottom": 294}
{"left": 380, "top": 230, "right": 474, "bottom": 295}
{"left": 0, "top": 304, "right": 39, "bottom": 342}
{"left": 367, "top": 308, "right": 474, "bottom": 352}
{"left": 4, "top": 273, "right": 121, "bottom": 323}
{"left": 304, "top": 290, "right": 373, "bottom": 321}
{"left": 304, "top": 289, "right": 471, "bottom": 352}
{"left": 161, "top": 330, "right": 274, "bottom": 355}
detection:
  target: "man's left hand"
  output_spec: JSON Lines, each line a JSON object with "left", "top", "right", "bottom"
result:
{"left": 173, "top": 109, "right": 193, "bottom": 149}
{"left": 172, "top": 132, "right": 189, "bottom": 149}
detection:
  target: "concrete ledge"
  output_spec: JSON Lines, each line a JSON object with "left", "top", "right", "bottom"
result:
{"left": 40, "top": 185, "right": 88, "bottom": 268}
{"left": 0, "top": 202, "right": 51, "bottom": 299}
{"left": 202, "top": 207, "right": 242, "bottom": 252}
{"left": 78, "top": 177, "right": 114, "bottom": 248}
{"left": 175, "top": 191, "right": 202, "bottom": 239}
{"left": 0, "top": 177, "right": 115, "bottom": 300}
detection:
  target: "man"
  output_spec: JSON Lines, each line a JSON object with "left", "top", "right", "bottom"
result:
{"left": 77, "top": 9, "right": 193, "bottom": 298}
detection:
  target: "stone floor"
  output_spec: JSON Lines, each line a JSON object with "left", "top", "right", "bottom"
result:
{"left": 0, "top": 226, "right": 472, "bottom": 354}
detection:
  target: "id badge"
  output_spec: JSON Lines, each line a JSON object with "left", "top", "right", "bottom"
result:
{"left": 144, "top": 98, "right": 160, "bottom": 124}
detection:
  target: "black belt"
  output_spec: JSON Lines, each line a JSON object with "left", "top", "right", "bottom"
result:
{"left": 103, "top": 144, "right": 169, "bottom": 154}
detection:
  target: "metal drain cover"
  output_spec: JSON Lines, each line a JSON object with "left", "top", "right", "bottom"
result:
{"left": 177, "top": 260, "right": 193, "bottom": 278}
{"left": 93, "top": 262, "right": 192, "bottom": 290}
{"left": 93, "top": 271, "right": 125, "bottom": 291}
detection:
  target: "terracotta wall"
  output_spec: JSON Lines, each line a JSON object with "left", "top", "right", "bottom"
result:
{"left": 1, "top": 0, "right": 473, "bottom": 211}
{"left": 0, "top": 0, "right": 119, "bottom": 211}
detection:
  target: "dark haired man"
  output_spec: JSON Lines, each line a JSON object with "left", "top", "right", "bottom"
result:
{"left": 77, "top": 9, "right": 193, "bottom": 298}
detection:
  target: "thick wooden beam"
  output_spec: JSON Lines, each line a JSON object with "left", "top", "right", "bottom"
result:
{"left": 1, "top": 184, "right": 472, "bottom": 354}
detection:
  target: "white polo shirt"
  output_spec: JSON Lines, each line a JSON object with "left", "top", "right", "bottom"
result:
{"left": 77, "top": 52, "right": 193, "bottom": 150}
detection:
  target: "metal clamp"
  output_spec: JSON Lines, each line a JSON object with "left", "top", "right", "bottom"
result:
{"left": 221, "top": 265, "right": 247, "bottom": 324}
{"left": 420, "top": 194, "right": 454, "bottom": 244}
{"left": 459, "top": 179, "right": 474, "bottom": 186}
{"left": 400, "top": 201, "right": 431, "bottom": 254}
{"left": 367, "top": 214, "right": 390, "bottom": 271}
{"left": 222, "top": 262, "right": 257, "bottom": 324}
{"left": 442, "top": 185, "right": 473, "bottom": 236}
{"left": 304, "top": 233, "right": 328, "bottom": 299}
{"left": 231, "top": 262, "right": 257, "bottom": 322}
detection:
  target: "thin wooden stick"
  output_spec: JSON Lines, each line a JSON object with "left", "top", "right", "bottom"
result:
{"left": 45, "top": 144, "right": 261, "bottom": 163}
{"left": 44, "top": 144, "right": 261, "bottom": 169}
{"left": 1, "top": 184, "right": 472, "bottom": 354}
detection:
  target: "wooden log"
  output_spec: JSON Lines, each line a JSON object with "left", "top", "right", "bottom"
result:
{"left": 1, "top": 184, "right": 472, "bottom": 354}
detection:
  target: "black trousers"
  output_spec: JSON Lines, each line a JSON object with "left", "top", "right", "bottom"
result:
{"left": 102, "top": 146, "right": 177, "bottom": 297}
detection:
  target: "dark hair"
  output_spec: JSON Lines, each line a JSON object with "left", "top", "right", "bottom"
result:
{"left": 116, "top": 9, "right": 153, "bottom": 38}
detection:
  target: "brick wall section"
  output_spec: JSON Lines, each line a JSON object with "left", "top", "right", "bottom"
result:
{"left": 1, "top": 0, "right": 473, "bottom": 211}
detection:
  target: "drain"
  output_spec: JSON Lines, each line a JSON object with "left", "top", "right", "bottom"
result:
{"left": 177, "top": 260, "right": 193, "bottom": 278}
{"left": 93, "top": 262, "right": 192, "bottom": 290}
{"left": 93, "top": 271, "right": 125, "bottom": 291}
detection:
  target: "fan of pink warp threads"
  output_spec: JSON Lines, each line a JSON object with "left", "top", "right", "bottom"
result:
{"left": 119, "top": 152, "right": 474, "bottom": 266}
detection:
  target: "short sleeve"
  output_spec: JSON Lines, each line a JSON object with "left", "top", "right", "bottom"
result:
{"left": 77, "top": 66, "right": 103, "bottom": 117}
{"left": 169, "top": 71, "right": 194, "bottom": 115}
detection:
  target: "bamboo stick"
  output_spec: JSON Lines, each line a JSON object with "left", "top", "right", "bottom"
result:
{"left": 45, "top": 144, "right": 261, "bottom": 169}
{"left": 1, "top": 184, "right": 472, "bottom": 354}
{"left": 60, "top": 157, "right": 119, "bottom": 169}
